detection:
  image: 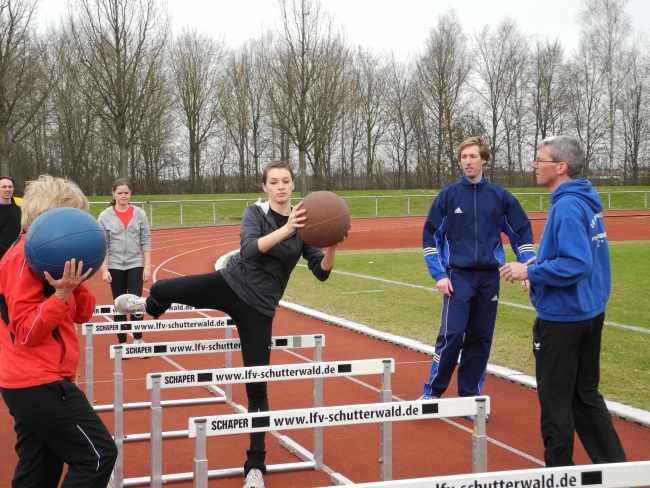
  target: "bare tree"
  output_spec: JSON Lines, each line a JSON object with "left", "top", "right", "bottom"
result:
{"left": 0, "top": 0, "right": 58, "bottom": 175}
{"left": 340, "top": 62, "right": 364, "bottom": 189}
{"left": 384, "top": 55, "right": 415, "bottom": 189}
{"left": 501, "top": 31, "right": 530, "bottom": 185}
{"left": 352, "top": 48, "right": 388, "bottom": 189}
{"left": 529, "top": 38, "right": 568, "bottom": 149}
{"left": 566, "top": 38, "right": 608, "bottom": 177}
{"left": 268, "top": 0, "right": 344, "bottom": 195}
{"left": 473, "top": 19, "right": 526, "bottom": 180}
{"left": 308, "top": 38, "right": 347, "bottom": 189}
{"left": 171, "top": 28, "right": 225, "bottom": 192}
{"left": 620, "top": 45, "right": 650, "bottom": 184}
{"left": 577, "top": 0, "right": 631, "bottom": 169}
{"left": 49, "top": 28, "right": 98, "bottom": 187}
{"left": 69, "top": 0, "right": 169, "bottom": 178}
{"left": 132, "top": 61, "right": 174, "bottom": 193}
{"left": 417, "top": 10, "right": 471, "bottom": 186}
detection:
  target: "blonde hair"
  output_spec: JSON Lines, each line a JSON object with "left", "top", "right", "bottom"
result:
{"left": 21, "top": 175, "right": 89, "bottom": 228}
{"left": 457, "top": 136, "right": 491, "bottom": 164}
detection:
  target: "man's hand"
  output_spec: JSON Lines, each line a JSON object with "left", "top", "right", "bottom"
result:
{"left": 500, "top": 256, "right": 536, "bottom": 285}
{"left": 436, "top": 277, "right": 453, "bottom": 297}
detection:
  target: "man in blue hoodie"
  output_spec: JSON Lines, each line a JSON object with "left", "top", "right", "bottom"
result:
{"left": 500, "top": 135, "right": 626, "bottom": 467}
{"left": 419, "top": 136, "right": 535, "bottom": 409}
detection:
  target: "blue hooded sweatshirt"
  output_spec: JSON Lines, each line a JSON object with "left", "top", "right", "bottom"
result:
{"left": 527, "top": 179, "right": 610, "bottom": 322}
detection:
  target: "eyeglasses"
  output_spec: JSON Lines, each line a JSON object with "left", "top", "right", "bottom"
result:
{"left": 533, "top": 158, "right": 562, "bottom": 164}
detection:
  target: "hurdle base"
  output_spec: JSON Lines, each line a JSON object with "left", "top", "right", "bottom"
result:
{"left": 278, "top": 434, "right": 316, "bottom": 463}
{"left": 121, "top": 460, "right": 316, "bottom": 486}
{"left": 94, "top": 395, "right": 226, "bottom": 412}
{"left": 331, "top": 472, "right": 355, "bottom": 485}
{"left": 120, "top": 429, "right": 188, "bottom": 443}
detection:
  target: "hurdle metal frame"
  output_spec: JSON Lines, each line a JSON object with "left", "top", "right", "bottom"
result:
{"left": 309, "top": 460, "right": 650, "bottom": 488}
{"left": 111, "top": 335, "right": 326, "bottom": 487}
{"left": 188, "top": 395, "right": 490, "bottom": 487}
{"left": 82, "top": 316, "right": 234, "bottom": 407}
{"left": 118, "top": 358, "right": 396, "bottom": 487}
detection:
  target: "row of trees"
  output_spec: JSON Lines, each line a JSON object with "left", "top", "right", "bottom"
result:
{"left": 1, "top": 0, "right": 649, "bottom": 196}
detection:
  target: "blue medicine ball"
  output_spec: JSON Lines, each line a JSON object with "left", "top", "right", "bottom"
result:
{"left": 24, "top": 207, "right": 106, "bottom": 281}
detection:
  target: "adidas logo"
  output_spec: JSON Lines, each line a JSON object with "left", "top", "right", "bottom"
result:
{"left": 454, "top": 207, "right": 463, "bottom": 214}
{"left": 533, "top": 342, "right": 540, "bottom": 350}
{"left": 491, "top": 295, "right": 499, "bottom": 301}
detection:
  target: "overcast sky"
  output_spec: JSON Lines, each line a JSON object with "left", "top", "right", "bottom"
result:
{"left": 37, "top": 0, "right": 650, "bottom": 60}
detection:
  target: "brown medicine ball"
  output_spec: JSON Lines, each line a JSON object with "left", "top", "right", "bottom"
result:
{"left": 296, "top": 191, "right": 350, "bottom": 248}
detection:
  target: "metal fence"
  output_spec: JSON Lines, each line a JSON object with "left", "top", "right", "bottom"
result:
{"left": 88, "top": 191, "right": 649, "bottom": 229}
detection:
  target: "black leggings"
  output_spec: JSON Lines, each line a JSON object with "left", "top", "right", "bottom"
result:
{"left": 108, "top": 268, "right": 143, "bottom": 343}
{"left": 146, "top": 270, "right": 272, "bottom": 474}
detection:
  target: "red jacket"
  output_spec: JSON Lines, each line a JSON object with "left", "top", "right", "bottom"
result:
{"left": 0, "top": 235, "right": 96, "bottom": 388}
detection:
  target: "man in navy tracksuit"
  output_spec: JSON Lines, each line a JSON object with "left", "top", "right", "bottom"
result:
{"left": 420, "top": 136, "right": 535, "bottom": 408}
{"left": 500, "top": 136, "right": 626, "bottom": 466}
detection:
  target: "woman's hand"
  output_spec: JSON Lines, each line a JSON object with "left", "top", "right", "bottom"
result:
{"left": 320, "top": 232, "right": 348, "bottom": 271}
{"left": 143, "top": 266, "right": 152, "bottom": 283}
{"left": 102, "top": 268, "right": 112, "bottom": 283}
{"left": 284, "top": 201, "right": 306, "bottom": 233}
{"left": 45, "top": 259, "right": 92, "bottom": 303}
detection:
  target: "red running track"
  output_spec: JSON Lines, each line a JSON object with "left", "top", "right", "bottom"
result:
{"left": 0, "top": 213, "right": 648, "bottom": 487}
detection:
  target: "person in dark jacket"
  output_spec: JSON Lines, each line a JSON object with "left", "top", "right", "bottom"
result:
{"left": 113, "top": 161, "right": 345, "bottom": 488}
{"left": 98, "top": 178, "right": 152, "bottom": 345}
{"left": 0, "top": 175, "right": 117, "bottom": 488}
{"left": 0, "top": 176, "right": 22, "bottom": 261}
{"left": 500, "top": 135, "right": 626, "bottom": 467}
{"left": 419, "top": 136, "right": 535, "bottom": 410}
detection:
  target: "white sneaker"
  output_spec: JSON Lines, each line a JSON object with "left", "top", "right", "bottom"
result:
{"left": 114, "top": 294, "right": 147, "bottom": 317}
{"left": 243, "top": 469, "right": 264, "bottom": 488}
{"left": 418, "top": 394, "right": 438, "bottom": 401}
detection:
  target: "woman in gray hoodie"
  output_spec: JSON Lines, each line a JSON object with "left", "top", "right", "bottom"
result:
{"left": 98, "top": 178, "right": 152, "bottom": 345}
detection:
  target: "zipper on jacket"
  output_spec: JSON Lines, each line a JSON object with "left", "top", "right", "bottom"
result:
{"left": 473, "top": 184, "right": 478, "bottom": 264}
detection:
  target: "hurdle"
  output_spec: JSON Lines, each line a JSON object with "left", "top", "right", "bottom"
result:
{"left": 310, "top": 460, "right": 650, "bottom": 487}
{"left": 188, "top": 396, "right": 490, "bottom": 487}
{"left": 92, "top": 303, "right": 212, "bottom": 316}
{"left": 120, "top": 358, "right": 395, "bottom": 487}
{"left": 82, "top": 315, "right": 234, "bottom": 406}
{"left": 110, "top": 335, "right": 324, "bottom": 487}
{"left": 110, "top": 334, "right": 325, "bottom": 440}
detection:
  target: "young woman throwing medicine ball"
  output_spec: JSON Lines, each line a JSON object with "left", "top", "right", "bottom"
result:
{"left": 114, "top": 161, "right": 346, "bottom": 488}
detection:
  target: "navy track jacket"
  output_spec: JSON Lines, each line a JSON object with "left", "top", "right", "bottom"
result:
{"left": 423, "top": 175, "right": 535, "bottom": 282}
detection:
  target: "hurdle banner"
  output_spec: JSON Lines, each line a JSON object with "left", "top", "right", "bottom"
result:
{"left": 138, "top": 358, "right": 396, "bottom": 488}
{"left": 312, "top": 461, "right": 650, "bottom": 488}
{"left": 145, "top": 358, "right": 395, "bottom": 389}
{"left": 188, "top": 398, "right": 489, "bottom": 436}
{"left": 83, "top": 317, "right": 234, "bottom": 406}
{"left": 93, "top": 303, "right": 212, "bottom": 316}
{"left": 111, "top": 336, "right": 325, "bottom": 487}
{"left": 105, "top": 335, "right": 327, "bottom": 413}
{"left": 83, "top": 316, "right": 233, "bottom": 335}
{"left": 187, "top": 396, "right": 489, "bottom": 488}
{"left": 109, "top": 334, "right": 325, "bottom": 359}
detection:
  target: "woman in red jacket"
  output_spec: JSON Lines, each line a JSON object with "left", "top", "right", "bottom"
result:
{"left": 0, "top": 175, "right": 117, "bottom": 488}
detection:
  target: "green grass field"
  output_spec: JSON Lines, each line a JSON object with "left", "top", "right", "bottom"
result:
{"left": 87, "top": 186, "right": 650, "bottom": 228}
{"left": 282, "top": 242, "right": 650, "bottom": 411}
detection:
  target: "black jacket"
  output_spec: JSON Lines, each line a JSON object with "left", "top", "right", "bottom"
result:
{"left": 0, "top": 197, "right": 21, "bottom": 260}
{"left": 221, "top": 201, "right": 329, "bottom": 317}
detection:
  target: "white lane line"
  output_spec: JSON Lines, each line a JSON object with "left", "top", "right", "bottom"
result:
{"left": 341, "top": 290, "right": 383, "bottom": 295}
{"left": 300, "top": 265, "right": 649, "bottom": 334}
